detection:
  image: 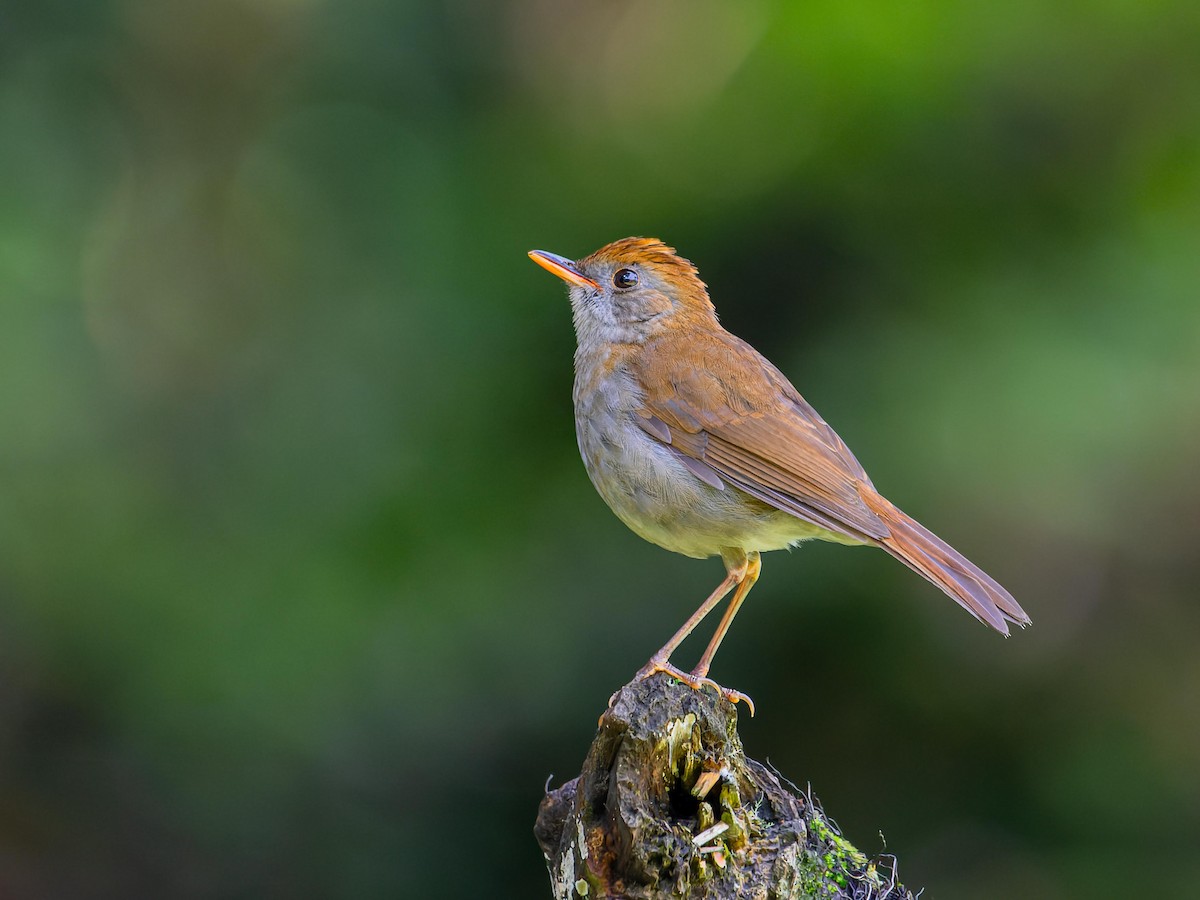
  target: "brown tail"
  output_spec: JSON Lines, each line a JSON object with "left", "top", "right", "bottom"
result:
{"left": 862, "top": 492, "right": 1030, "bottom": 635}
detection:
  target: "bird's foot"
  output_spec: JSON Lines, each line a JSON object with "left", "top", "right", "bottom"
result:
{"left": 696, "top": 677, "right": 756, "bottom": 718}
{"left": 631, "top": 658, "right": 755, "bottom": 717}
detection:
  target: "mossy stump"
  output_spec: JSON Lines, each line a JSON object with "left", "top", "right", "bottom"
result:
{"left": 535, "top": 675, "right": 914, "bottom": 899}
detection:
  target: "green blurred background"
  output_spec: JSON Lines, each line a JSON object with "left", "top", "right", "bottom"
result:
{"left": 2, "top": 1, "right": 1198, "bottom": 896}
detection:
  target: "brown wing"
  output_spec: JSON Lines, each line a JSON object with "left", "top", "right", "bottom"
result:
{"left": 633, "top": 329, "right": 890, "bottom": 543}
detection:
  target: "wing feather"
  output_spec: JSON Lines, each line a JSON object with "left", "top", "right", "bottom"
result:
{"left": 634, "top": 330, "right": 890, "bottom": 542}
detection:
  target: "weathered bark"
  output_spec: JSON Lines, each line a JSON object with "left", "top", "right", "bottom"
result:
{"left": 535, "top": 675, "right": 914, "bottom": 899}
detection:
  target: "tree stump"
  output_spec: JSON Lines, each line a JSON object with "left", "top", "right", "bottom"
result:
{"left": 535, "top": 674, "right": 914, "bottom": 899}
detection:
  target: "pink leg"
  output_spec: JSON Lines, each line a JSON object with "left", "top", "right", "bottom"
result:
{"left": 631, "top": 553, "right": 757, "bottom": 715}
{"left": 691, "top": 551, "right": 761, "bottom": 679}
{"left": 638, "top": 561, "right": 745, "bottom": 671}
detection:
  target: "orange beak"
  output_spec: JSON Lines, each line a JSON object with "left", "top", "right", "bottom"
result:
{"left": 528, "top": 250, "right": 599, "bottom": 289}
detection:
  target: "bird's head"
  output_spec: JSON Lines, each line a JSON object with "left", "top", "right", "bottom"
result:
{"left": 529, "top": 237, "right": 716, "bottom": 347}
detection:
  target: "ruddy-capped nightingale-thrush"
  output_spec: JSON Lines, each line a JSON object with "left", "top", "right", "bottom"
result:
{"left": 529, "top": 238, "right": 1029, "bottom": 712}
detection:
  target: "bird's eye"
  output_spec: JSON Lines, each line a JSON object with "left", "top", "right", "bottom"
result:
{"left": 613, "top": 268, "right": 639, "bottom": 289}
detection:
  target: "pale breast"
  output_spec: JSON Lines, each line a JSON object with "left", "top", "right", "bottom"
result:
{"left": 573, "top": 361, "right": 827, "bottom": 559}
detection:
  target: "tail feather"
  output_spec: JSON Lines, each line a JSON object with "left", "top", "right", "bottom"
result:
{"left": 862, "top": 492, "right": 1031, "bottom": 635}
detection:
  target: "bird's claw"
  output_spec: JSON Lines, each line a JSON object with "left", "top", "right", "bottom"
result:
{"left": 692, "top": 673, "right": 755, "bottom": 716}
{"left": 626, "top": 659, "right": 756, "bottom": 716}
{"left": 716, "top": 685, "right": 755, "bottom": 717}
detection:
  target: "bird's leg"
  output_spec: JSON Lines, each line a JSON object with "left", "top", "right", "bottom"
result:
{"left": 691, "top": 552, "right": 760, "bottom": 679}
{"left": 634, "top": 563, "right": 742, "bottom": 681}
{"left": 686, "top": 551, "right": 761, "bottom": 711}
{"left": 630, "top": 555, "right": 757, "bottom": 715}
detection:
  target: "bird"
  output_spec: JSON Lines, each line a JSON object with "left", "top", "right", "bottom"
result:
{"left": 529, "top": 237, "right": 1029, "bottom": 713}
